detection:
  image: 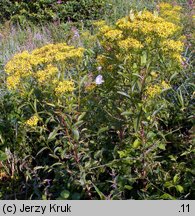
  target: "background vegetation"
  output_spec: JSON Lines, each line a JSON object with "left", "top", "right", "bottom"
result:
{"left": 0, "top": 0, "right": 194, "bottom": 200}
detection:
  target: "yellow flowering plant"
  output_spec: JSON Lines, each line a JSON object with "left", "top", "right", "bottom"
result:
{"left": 4, "top": 43, "right": 86, "bottom": 151}
{"left": 89, "top": 2, "right": 187, "bottom": 189}
{"left": 5, "top": 43, "right": 84, "bottom": 96}
{"left": 93, "top": 2, "right": 184, "bottom": 99}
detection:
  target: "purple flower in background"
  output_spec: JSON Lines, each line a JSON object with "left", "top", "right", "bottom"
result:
{"left": 34, "top": 32, "right": 43, "bottom": 41}
{"left": 57, "top": 0, "right": 62, "bottom": 4}
{"left": 71, "top": 26, "right": 80, "bottom": 39}
{"left": 95, "top": 75, "right": 104, "bottom": 85}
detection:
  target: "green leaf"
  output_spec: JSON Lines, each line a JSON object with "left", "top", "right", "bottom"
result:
{"left": 0, "top": 150, "right": 7, "bottom": 161}
{"left": 133, "top": 109, "right": 142, "bottom": 132}
{"left": 141, "top": 52, "right": 147, "bottom": 66}
{"left": 173, "top": 174, "right": 179, "bottom": 184}
{"left": 121, "top": 111, "right": 133, "bottom": 116}
{"left": 118, "top": 150, "right": 127, "bottom": 158}
{"left": 42, "top": 195, "right": 47, "bottom": 200}
{"left": 133, "top": 139, "right": 141, "bottom": 148}
{"left": 48, "top": 126, "right": 60, "bottom": 143}
{"left": 164, "top": 182, "right": 174, "bottom": 189}
{"left": 147, "top": 131, "right": 156, "bottom": 139}
{"left": 74, "top": 120, "right": 84, "bottom": 127}
{"left": 92, "top": 183, "right": 106, "bottom": 200}
{"left": 160, "top": 193, "right": 176, "bottom": 200}
{"left": 170, "top": 72, "right": 178, "bottom": 81}
{"left": 169, "top": 155, "right": 177, "bottom": 161}
{"left": 117, "top": 91, "right": 130, "bottom": 99}
{"left": 44, "top": 102, "right": 56, "bottom": 107}
{"left": 60, "top": 190, "right": 70, "bottom": 199}
{"left": 33, "top": 98, "right": 37, "bottom": 113}
{"left": 78, "top": 112, "right": 86, "bottom": 121}
{"left": 0, "top": 133, "right": 5, "bottom": 145}
{"left": 72, "top": 128, "right": 79, "bottom": 141}
{"left": 36, "top": 147, "right": 50, "bottom": 156}
{"left": 97, "top": 127, "right": 108, "bottom": 134}
{"left": 158, "top": 143, "right": 166, "bottom": 150}
{"left": 175, "top": 185, "right": 184, "bottom": 193}
{"left": 124, "top": 185, "right": 133, "bottom": 190}
{"left": 177, "top": 89, "right": 185, "bottom": 110}
{"left": 152, "top": 105, "right": 164, "bottom": 117}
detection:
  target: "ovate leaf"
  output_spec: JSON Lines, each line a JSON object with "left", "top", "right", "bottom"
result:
{"left": 133, "top": 139, "right": 141, "bottom": 148}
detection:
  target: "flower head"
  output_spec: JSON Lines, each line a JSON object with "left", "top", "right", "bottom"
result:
{"left": 26, "top": 115, "right": 39, "bottom": 127}
{"left": 95, "top": 75, "right": 104, "bottom": 85}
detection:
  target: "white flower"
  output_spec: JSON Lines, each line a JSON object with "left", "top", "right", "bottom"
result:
{"left": 95, "top": 75, "right": 104, "bottom": 85}
{"left": 97, "top": 66, "right": 102, "bottom": 71}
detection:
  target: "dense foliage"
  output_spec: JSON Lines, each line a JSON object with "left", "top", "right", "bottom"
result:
{"left": 0, "top": 1, "right": 194, "bottom": 200}
{"left": 0, "top": 0, "right": 106, "bottom": 25}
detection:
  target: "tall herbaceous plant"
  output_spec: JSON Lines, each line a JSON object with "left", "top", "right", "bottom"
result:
{"left": 89, "top": 3, "right": 190, "bottom": 198}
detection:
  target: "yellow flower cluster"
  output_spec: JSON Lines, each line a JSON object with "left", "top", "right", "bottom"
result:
{"left": 31, "top": 43, "right": 84, "bottom": 64}
{"left": 54, "top": 80, "right": 74, "bottom": 95}
{"left": 161, "top": 40, "right": 184, "bottom": 52}
{"left": 99, "top": 25, "right": 113, "bottom": 34}
{"left": 5, "top": 43, "right": 84, "bottom": 94}
{"left": 159, "top": 3, "right": 182, "bottom": 24}
{"left": 161, "top": 39, "right": 184, "bottom": 64}
{"left": 171, "top": 53, "right": 184, "bottom": 64}
{"left": 137, "top": 11, "right": 164, "bottom": 23}
{"left": 116, "top": 11, "right": 179, "bottom": 38}
{"left": 96, "top": 55, "right": 107, "bottom": 66}
{"left": 150, "top": 71, "right": 158, "bottom": 78}
{"left": 146, "top": 81, "right": 170, "bottom": 98}
{"left": 161, "top": 81, "right": 170, "bottom": 89}
{"left": 5, "top": 51, "right": 32, "bottom": 76}
{"left": 104, "top": 29, "right": 123, "bottom": 41}
{"left": 36, "top": 64, "right": 58, "bottom": 84}
{"left": 146, "top": 85, "right": 161, "bottom": 98}
{"left": 118, "top": 38, "right": 143, "bottom": 50}
{"left": 6, "top": 76, "right": 20, "bottom": 90}
{"left": 94, "top": 3, "right": 184, "bottom": 70}
{"left": 93, "top": 20, "right": 106, "bottom": 27}
{"left": 26, "top": 115, "right": 39, "bottom": 127}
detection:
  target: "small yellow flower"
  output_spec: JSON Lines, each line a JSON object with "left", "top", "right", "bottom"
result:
{"left": 161, "top": 81, "right": 170, "bottom": 89}
{"left": 104, "top": 29, "right": 123, "bottom": 41}
{"left": 118, "top": 38, "right": 143, "bottom": 50}
{"left": 54, "top": 80, "right": 74, "bottom": 95}
{"left": 26, "top": 115, "right": 39, "bottom": 127}
{"left": 146, "top": 85, "right": 162, "bottom": 98}
{"left": 96, "top": 55, "right": 107, "bottom": 66}
{"left": 158, "top": 3, "right": 173, "bottom": 10}
{"left": 146, "top": 81, "right": 170, "bottom": 98}
{"left": 161, "top": 40, "right": 184, "bottom": 52}
{"left": 150, "top": 71, "right": 158, "bottom": 78}
{"left": 107, "top": 65, "right": 114, "bottom": 71}
{"left": 5, "top": 43, "right": 84, "bottom": 95}
{"left": 93, "top": 20, "right": 106, "bottom": 27}
{"left": 7, "top": 76, "right": 20, "bottom": 90}
{"left": 36, "top": 64, "right": 58, "bottom": 84}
